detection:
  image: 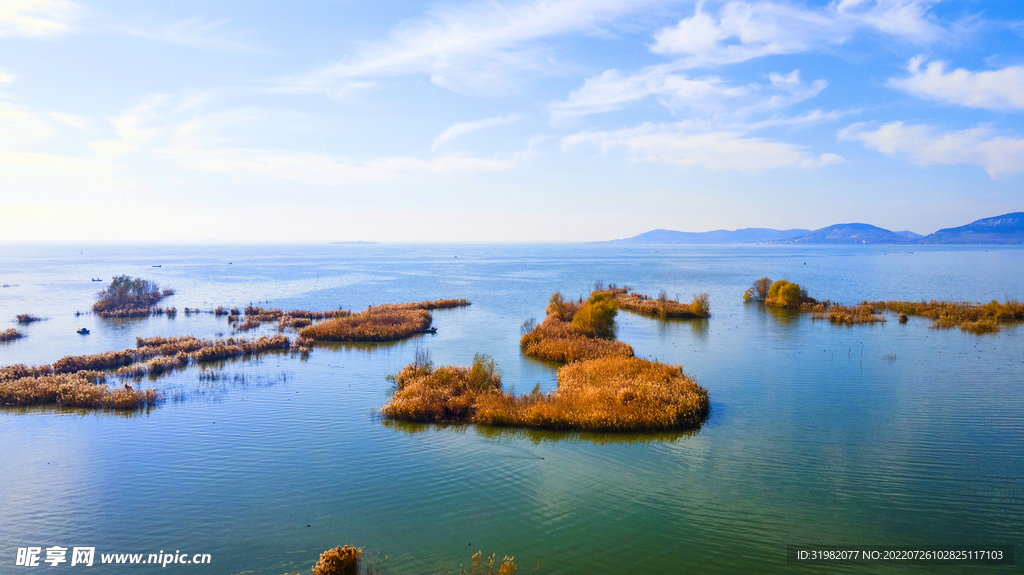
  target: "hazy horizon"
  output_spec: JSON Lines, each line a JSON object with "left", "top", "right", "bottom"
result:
{"left": 2, "top": 0, "right": 1022, "bottom": 242}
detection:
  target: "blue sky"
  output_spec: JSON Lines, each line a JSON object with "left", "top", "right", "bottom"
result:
{"left": 1, "top": 0, "right": 1021, "bottom": 241}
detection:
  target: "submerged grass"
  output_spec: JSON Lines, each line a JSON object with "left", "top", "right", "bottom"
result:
{"left": 299, "top": 299, "right": 468, "bottom": 342}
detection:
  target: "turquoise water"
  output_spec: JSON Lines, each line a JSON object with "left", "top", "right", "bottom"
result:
{"left": 0, "top": 243, "right": 1021, "bottom": 574}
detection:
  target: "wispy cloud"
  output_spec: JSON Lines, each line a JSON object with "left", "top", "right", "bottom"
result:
{"left": 0, "top": 67, "right": 16, "bottom": 85}
{"left": 551, "top": 64, "right": 825, "bottom": 121}
{"left": 840, "top": 121, "right": 1024, "bottom": 178}
{"left": 564, "top": 121, "right": 843, "bottom": 170}
{"left": 888, "top": 56, "right": 1024, "bottom": 111}
{"left": 0, "top": 0, "right": 79, "bottom": 38}
{"left": 118, "top": 17, "right": 271, "bottom": 54}
{"left": 89, "top": 95, "right": 169, "bottom": 161}
{"left": 273, "top": 0, "right": 652, "bottom": 97}
{"left": 0, "top": 101, "right": 55, "bottom": 149}
{"left": 156, "top": 148, "right": 514, "bottom": 185}
{"left": 432, "top": 113, "right": 525, "bottom": 150}
{"left": 651, "top": 0, "right": 942, "bottom": 67}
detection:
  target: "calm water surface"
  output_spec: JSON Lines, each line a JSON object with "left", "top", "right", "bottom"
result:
{"left": 0, "top": 243, "right": 1021, "bottom": 574}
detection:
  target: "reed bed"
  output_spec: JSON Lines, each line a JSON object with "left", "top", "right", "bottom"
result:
{"left": 0, "top": 334, "right": 290, "bottom": 409}
{"left": 92, "top": 275, "right": 172, "bottom": 318}
{"left": 16, "top": 314, "right": 41, "bottom": 324}
{"left": 609, "top": 289, "right": 711, "bottom": 319}
{"left": 382, "top": 355, "right": 709, "bottom": 432}
{"left": 0, "top": 328, "right": 24, "bottom": 342}
{"left": 312, "top": 545, "right": 362, "bottom": 575}
{"left": 299, "top": 302, "right": 453, "bottom": 342}
{"left": 0, "top": 372, "right": 158, "bottom": 409}
{"left": 520, "top": 292, "right": 633, "bottom": 363}
{"left": 871, "top": 299, "right": 1024, "bottom": 334}
{"left": 813, "top": 303, "right": 887, "bottom": 325}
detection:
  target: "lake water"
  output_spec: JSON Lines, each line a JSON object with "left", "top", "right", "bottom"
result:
{"left": 1, "top": 243, "right": 1021, "bottom": 574}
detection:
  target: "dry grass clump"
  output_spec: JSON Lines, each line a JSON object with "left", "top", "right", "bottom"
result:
{"left": 403, "top": 298, "right": 471, "bottom": 310}
{"left": 1, "top": 328, "right": 24, "bottom": 342}
{"left": 312, "top": 546, "right": 362, "bottom": 575}
{"left": 873, "top": 299, "right": 1024, "bottom": 334}
{"left": 1, "top": 334, "right": 290, "bottom": 409}
{"left": 92, "top": 275, "right": 172, "bottom": 318}
{"left": 299, "top": 304, "right": 436, "bottom": 342}
{"left": 454, "top": 552, "right": 518, "bottom": 575}
{"left": 743, "top": 277, "right": 773, "bottom": 302}
{"left": 610, "top": 289, "right": 711, "bottom": 319}
{"left": 16, "top": 314, "right": 41, "bottom": 324}
{"left": 0, "top": 372, "right": 158, "bottom": 409}
{"left": 383, "top": 355, "right": 709, "bottom": 432}
{"left": 520, "top": 292, "right": 633, "bottom": 363}
{"left": 814, "top": 303, "right": 887, "bottom": 325}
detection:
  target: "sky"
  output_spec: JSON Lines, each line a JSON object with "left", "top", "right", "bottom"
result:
{"left": 0, "top": 0, "right": 1022, "bottom": 241}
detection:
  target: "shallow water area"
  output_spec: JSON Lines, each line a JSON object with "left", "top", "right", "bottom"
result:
{"left": 1, "top": 243, "right": 1022, "bottom": 574}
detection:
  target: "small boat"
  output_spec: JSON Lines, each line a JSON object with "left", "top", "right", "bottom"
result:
{"left": 92, "top": 278, "right": 103, "bottom": 281}
{"left": 152, "top": 265, "right": 162, "bottom": 268}
{"left": 415, "top": 327, "right": 438, "bottom": 334}
{"left": 77, "top": 328, "right": 90, "bottom": 335}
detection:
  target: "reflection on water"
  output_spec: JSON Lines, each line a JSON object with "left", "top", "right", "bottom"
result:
{"left": 1, "top": 243, "right": 1022, "bottom": 575}
{"left": 381, "top": 418, "right": 702, "bottom": 446}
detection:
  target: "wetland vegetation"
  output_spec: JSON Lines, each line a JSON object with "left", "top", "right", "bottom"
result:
{"left": 598, "top": 285, "right": 710, "bottom": 319}
{"left": 299, "top": 299, "right": 470, "bottom": 342}
{"left": 745, "top": 276, "right": 1024, "bottom": 333}
{"left": 92, "top": 275, "right": 174, "bottom": 318}
{"left": 383, "top": 289, "right": 709, "bottom": 432}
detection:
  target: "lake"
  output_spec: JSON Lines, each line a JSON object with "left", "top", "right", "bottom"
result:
{"left": 1, "top": 243, "right": 1021, "bottom": 574}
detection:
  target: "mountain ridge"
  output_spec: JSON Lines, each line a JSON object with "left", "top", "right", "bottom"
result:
{"left": 610, "top": 212, "right": 1024, "bottom": 244}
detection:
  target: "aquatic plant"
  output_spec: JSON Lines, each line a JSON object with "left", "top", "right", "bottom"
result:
{"left": 92, "top": 275, "right": 171, "bottom": 317}
{"left": 610, "top": 289, "right": 711, "bottom": 319}
{"left": 520, "top": 291, "right": 632, "bottom": 363}
{"left": 0, "top": 372, "right": 158, "bottom": 409}
{"left": 16, "top": 314, "right": 41, "bottom": 324}
{"left": 312, "top": 546, "right": 362, "bottom": 575}
{"left": 0, "top": 328, "right": 24, "bottom": 342}
{"left": 872, "top": 299, "right": 1024, "bottom": 334}
{"left": 455, "top": 552, "right": 518, "bottom": 575}
{"left": 298, "top": 300, "right": 466, "bottom": 342}
{"left": 383, "top": 355, "right": 709, "bottom": 432}
{"left": 815, "top": 303, "right": 887, "bottom": 326}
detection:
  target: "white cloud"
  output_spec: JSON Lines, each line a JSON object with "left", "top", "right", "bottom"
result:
{"left": 274, "top": 0, "right": 650, "bottom": 96}
{"left": 651, "top": 0, "right": 941, "bottom": 67}
{"left": 48, "top": 111, "right": 93, "bottom": 130}
{"left": 551, "top": 64, "right": 826, "bottom": 121}
{"left": 0, "top": 68, "right": 16, "bottom": 85}
{"left": 118, "top": 18, "right": 270, "bottom": 54}
{"left": 89, "top": 95, "right": 169, "bottom": 161}
{"left": 563, "top": 121, "right": 843, "bottom": 170}
{"left": 0, "top": 101, "right": 55, "bottom": 149}
{"left": 155, "top": 148, "right": 514, "bottom": 185}
{"left": 840, "top": 121, "right": 1024, "bottom": 178}
{"left": 888, "top": 56, "right": 1024, "bottom": 110}
{"left": 432, "top": 113, "right": 525, "bottom": 150}
{"left": 0, "top": 0, "right": 79, "bottom": 38}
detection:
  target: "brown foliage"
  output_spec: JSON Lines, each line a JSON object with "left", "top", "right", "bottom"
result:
{"left": 1, "top": 328, "right": 24, "bottom": 342}
{"left": 312, "top": 546, "right": 362, "bottom": 575}
{"left": 815, "top": 304, "right": 887, "bottom": 325}
{"left": 873, "top": 299, "right": 1024, "bottom": 334}
{"left": 0, "top": 372, "right": 158, "bottom": 409}
{"left": 92, "top": 275, "right": 170, "bottom": 317}
{"left": 16, "top": 314, "right": 41, "bottom": 324}
{"left": 611, "top": 290, "right": 711, "bottom": 319}
{"left": 383, "top": 355, "right": 709, "bottom": 432}
{"left": 520, "top": 291, "right": 632, "bottom": 363}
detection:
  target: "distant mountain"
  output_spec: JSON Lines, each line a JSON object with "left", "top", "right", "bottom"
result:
{"left": 894, "top": 230, "right": 924, "bottom": 239}
{"left": 611, "top": 228, "right": 811, "bottom": 244}
{"left": 610, "top": 212, "right": 1022, "bottom": 245}
{"left": 788, "top": 223, "right": 911, "bottom": 244}
{"left": 917, "top": 212, "right": 1024, "bottom": 244}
